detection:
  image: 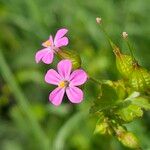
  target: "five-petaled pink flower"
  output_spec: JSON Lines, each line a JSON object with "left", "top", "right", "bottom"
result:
{"left": 45, "top": 59, "right": 88, "bottom": 106}
{"left": 35, "top": 28, "right": 69, "bottom": 64}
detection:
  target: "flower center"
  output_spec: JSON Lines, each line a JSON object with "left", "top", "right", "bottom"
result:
{"left": 43, "top": 40, "right": 51, "bottom": 47}
{"left": 58, "top": 80, "right": 69, "bottom": 88}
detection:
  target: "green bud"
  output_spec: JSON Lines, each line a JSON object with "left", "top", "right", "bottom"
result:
{"left": 118, "top": 132, "right": 140, "bottom": 149}
{"left": 57, "top": 49, "right": 81, "bottom": 69}
{"left": 129, "top": 62, "right": 150, "bottom": 92}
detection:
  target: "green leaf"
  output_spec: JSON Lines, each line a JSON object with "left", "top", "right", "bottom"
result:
{"left": 131, "top": 96, "right": 150, "bottom": 110}
{"left": 116, "top": 104, "right": 143, "bottom": 122}
{"left": 107, "top": 80, "right": 127, "bottom": 100}
{"left": 90, "top": 84, "right": 119, "bottom": 113}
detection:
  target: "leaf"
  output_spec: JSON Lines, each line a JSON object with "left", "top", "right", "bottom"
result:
{"left": 115, "top": 92, "right": 150, "bottom": 122}
{"left": 107, "top": 80, "right": 127, "bottom": 100}
{"left": 90, "top": 84, "right": 119, "bottom": 113}
{"left": 131, "top": 96, "right": 150, "bottom": 110}
{"left": 116, "top": 104, "right": 143, "bottom": 122}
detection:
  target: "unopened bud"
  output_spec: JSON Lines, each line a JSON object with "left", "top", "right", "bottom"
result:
{"left": 122, "top": 32, "right": 128, "bottom": 39}
{"left": 96, "top": 17, "right": 102, "bottom": 24}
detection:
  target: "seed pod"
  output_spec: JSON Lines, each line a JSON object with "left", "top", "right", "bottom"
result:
{"left": 129, "top": 62, "right": 150, "bottom": 92}
{"left": 57, "top": 49, "right": 81, "bottom": 69}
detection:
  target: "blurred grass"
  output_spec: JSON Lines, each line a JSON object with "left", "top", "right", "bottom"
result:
{"left": 0, "top": 0, "right": 150, "bottom": 150}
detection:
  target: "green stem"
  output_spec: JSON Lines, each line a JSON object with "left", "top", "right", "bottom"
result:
{"left": 89, "top": 76, "right": 110, "bottom": 86}
{"left": 89, "top": 77, "right": 101, "bottom": 84}
{"left": 0, "top": 49, "right": 49, "bottom": 150}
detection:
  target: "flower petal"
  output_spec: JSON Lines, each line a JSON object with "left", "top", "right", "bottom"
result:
{"left": 42, "top": 50, "right": 54, "bottom": 64}
{"left": 69, "top": 69, "right": 88, "bottom": 86}
{"left": 54, "top": 28, "right": 68, "bottom": 41}
{"left": 57, "top": 59, "right": 72, "bottom": 79}
{"left": 49, "top": 35, "right": 54, "bottom": 46}
{"left": 66, "top": 86, "right": 83, "bottom": 103}
{"left": 54, "top": 37, "right": 69, "bottom": 48}
{"left": 35, "top": 48, "right": 49, "bottom": 63}
{"left": 45, "top": 69, "right": 61, "bottom": 85}
{"left": 49, "top": 87, "right": 65, "bottom": 106}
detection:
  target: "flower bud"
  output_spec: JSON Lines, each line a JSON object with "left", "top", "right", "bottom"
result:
{"left": 57, "top": 49, "right": 81, "bottom": 69}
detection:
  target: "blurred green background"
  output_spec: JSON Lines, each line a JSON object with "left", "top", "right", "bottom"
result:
{"left": 0, "top": 0, "right": 150, "bottom": 149}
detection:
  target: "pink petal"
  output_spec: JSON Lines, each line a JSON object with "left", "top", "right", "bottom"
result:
{"left": 69, "top": 69, "right": 88, "bottom": 86}
{"left": 45, "top": 69, "right": 61, "bottom": 85}
{"left": 54, "top": 28, "right": 68, "bottom": 41}
{"left": 54, "top": 37, "right": 69, "bottom": 48}
{"left": 57, "top": 59, "right": 72, "bottom": 79}
{"left": 49, "top": 35, "right": 54, "bottom": 45}
{"left": 42, "top": 50, "right": 54, "bottom": 64}
{"left": 66, "top": 86, "right": 83, "bottom": 103}
{"left": 35, "top": 48, "right": 49, "bottom": 63}
{"left": 49, "top": 87, "right": 65, "bottom": 106}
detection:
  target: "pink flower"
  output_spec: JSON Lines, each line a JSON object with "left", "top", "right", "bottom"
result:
{"left": 45, "top": 59, "right": 88, "bottom": 106}
{"left": 35, "top": 28, "right": 69, "bottom": 64}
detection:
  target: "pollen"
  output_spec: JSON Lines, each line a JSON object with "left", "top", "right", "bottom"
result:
{"left": 43, "top": 40, "right": 51, "bottom": 47}
{"left": 58, "top": 80, "right": 69, "bottom": 88}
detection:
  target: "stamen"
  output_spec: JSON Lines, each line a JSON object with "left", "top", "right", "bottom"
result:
{"left": 58, "top": 80, "right": 69, "bottom": 88}
{"left": 43, "top": 40, "right": 51, "bottom": 47}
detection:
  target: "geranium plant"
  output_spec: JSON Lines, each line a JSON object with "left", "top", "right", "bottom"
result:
{"left": 35, "top": 18, "right": 150, "bottom": 149}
